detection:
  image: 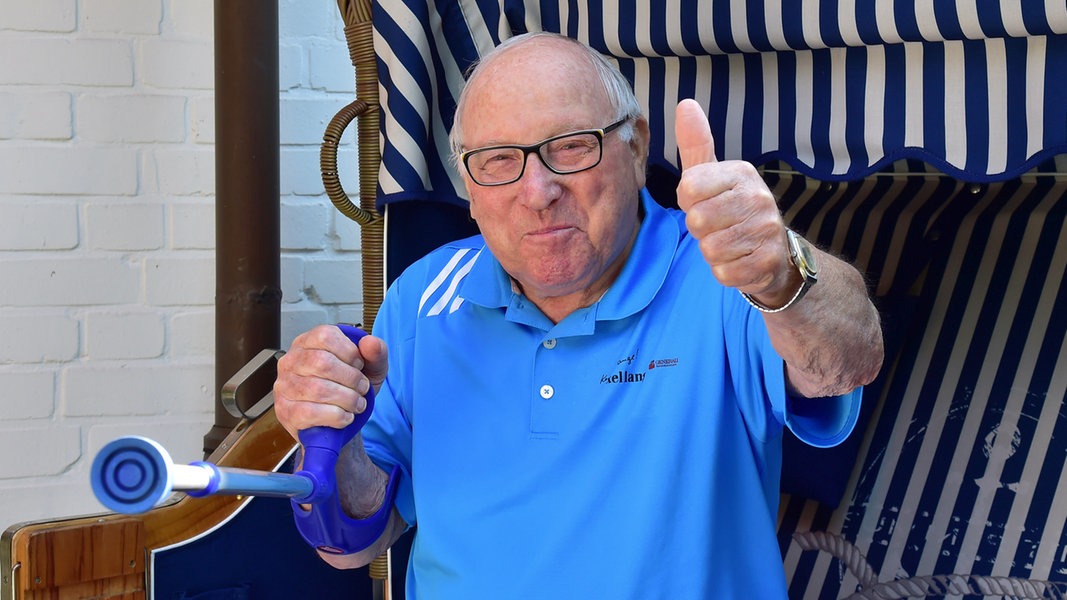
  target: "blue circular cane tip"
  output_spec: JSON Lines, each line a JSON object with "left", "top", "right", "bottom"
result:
{"left": 91, "top": 436, "right": 174, "bottom": 514}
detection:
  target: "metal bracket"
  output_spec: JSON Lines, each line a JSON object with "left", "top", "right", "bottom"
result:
{"left": 221, "top": 348, "right": 286, "bottom": 421}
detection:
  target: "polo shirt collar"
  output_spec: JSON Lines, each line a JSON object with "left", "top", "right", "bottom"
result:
{"left": 461, "top": 189, "right": 681, "bottom": 332}
{"left": 597, "top": 190, "right": 680, "bottom": 320}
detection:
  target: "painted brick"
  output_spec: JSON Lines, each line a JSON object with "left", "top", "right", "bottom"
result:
{"left": 170, "top": 310, "right": 213, "bottom": 358}
{"left": 334, "top": 211, "right": 364, "bottom": 251}
{"left": 189, "top": 95, "right": 214, "bottom": 144}
{"left": 280, "top": 147, "right": 322, "bottom": 196}
{"left": 0, "top": 426, "right": 81, "bottom": 479}
{"left": 0, "top": 146, "right": 138, "bottom": 196}
{"left": 80, "top": 0, "right": 162, "bottom": 34}
{"left": 0, "top": 370, "right": 56, "bottom": 419}
{"left": 170, "top": 201, "right": 215, "bottom": 249}
{"left": 0, "top": 480, "right": 87, "bottom": 524}
{"left": 281, "top": 146, "right": 358, "bottom": 196}
{"left": 143, "top": 256, "right": 214, "bottom": 306}
{"left": 0, "top": 92, "right": 72, "bottom": 140}
{"left": 305, "top": 258, "right": 362, "bottom": 304}
{"left": 277, "top": 44, "right": 307, "bottom": 92}
{"left": 279, "top": 0, "right": 341, "bottom": 40}
{"left": 88, "top": 418, "right": 215, "bottom": 474}
{"left": 62, "top": 361, "right": 213, "bottom": 416}
{"left": 0, "top": 480, "right": 103, "bottom": 527}
{"left": 281, "top": 304, "right": 330, "bottom": 348}
{"left": 0, "top": 38, "right": 132, "bottom": 86}
{"left": 140, "top": 39, "right": 214, "bottom": 90}
{"left": 308, "top": 42, "right": 355, "bottom": 93}
{"left": 280, "top": 255, "right": 306, "bottom": 304}
{"left": 335, "top": 305, "right": 365, "bottom": 329}
{"left": 86, "top": 202, "right": 165, "bottom": 251}
{"left": 85, "top": 311, "right": 165, "bottom": 359}
{"left": 0, "top": 313, "right": 79, "bottom": 363}
{"left": 0, "top": 258, "right": 140, "bottom": 306}
{"left": 167, "top": 0, "right": 212, "bottom": 38}
{"left": 281, "top": 199, "right": 330, "bottom": 250}
{"left": 78, "top": 94, "right": 186, "bottom": 143}
{"left": 0, "top": 201, "right": 78, "bottom": 250}
{"left": 280, "top": 96, "right": 354, "bottom": 145}
{"left": 279, "top": 43, "right": 306, "bottom": 91}
{"left": 145, "top": 147, "right": 214, "bottom": 196}
{"left": 0, "top": 0, "right": 76, "bottom": 33}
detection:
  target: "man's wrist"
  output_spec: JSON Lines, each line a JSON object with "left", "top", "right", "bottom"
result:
{"left": 741, "top": 229, "right": 818, "bottom": 313}
{"left": 740, "top": 272, "right": 810, "bottom": 313}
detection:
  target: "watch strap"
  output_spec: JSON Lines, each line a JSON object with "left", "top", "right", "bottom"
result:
{"left": 740, "top": 229, "right": 817, "bottom": 313}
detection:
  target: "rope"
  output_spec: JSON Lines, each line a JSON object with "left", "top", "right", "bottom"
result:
{"left": 792, "top": 530, "right": 1067, "bottom": 599}
{"left": 852, "top": 575, "right": 1067, "bottom": 599}
{"left": 793, "top": 530, "right": 878, "bottom": 588}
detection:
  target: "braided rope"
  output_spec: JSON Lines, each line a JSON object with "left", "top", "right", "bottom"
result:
{"left": 792, "top": 530, "right": 878, "bottom": 588}
{"left": 793, "top": 530, "right": 1067, "bottom": 599}
{"left": 851, "top": 574, "right": 1067, "bottom": 599}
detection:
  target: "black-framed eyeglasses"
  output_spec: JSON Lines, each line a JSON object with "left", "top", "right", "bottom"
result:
{"left": 460, "top": 118, "right": 629, "bottom": 186}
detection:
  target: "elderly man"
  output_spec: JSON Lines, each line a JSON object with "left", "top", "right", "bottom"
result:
{"left": 275, "top": 32, "right": 883, "bottom": 598}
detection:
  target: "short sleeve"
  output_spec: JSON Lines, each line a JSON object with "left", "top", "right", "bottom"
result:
{"left": 783, "top": 388, "right": 863, "bottom": 448}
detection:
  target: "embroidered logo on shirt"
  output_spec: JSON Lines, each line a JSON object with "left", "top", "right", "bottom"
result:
{"left": 648, "top": 357, "right": 679, "bottom": 369}
{"left": 600, "top": 352, "right": 680, "bottom": 384}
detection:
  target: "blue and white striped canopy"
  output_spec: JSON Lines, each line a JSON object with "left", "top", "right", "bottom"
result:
{"left": 371, "top": 0, "right": 1067, "bottom": 208}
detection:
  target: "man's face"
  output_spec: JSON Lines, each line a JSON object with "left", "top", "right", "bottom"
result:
{"left": 458, "top": 39, "right": 649, "bottom": 309}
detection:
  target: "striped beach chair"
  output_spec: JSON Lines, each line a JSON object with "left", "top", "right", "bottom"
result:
{"left": 360, "top": 1, "right": 1067, "bottom": 597}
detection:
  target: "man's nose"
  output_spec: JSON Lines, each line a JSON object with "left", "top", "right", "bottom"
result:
{"left": 517, "top": 152, "right": 561, "bottom": 209}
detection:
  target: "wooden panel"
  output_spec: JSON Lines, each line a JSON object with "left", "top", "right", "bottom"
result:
{"left": 24, "top": 519, "right": 143, "bottom": 587}
{"left": 20, "top": 574, "right": 144, "bottom": 600}
{"left": 7, "top": 518, "right": 144, "bottom": 600}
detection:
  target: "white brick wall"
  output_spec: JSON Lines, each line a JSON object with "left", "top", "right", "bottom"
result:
{"left": 0, "top": 1, "right": 362, "bottom": 526}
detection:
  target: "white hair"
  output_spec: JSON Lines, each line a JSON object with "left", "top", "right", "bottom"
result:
{"left": 448, "top": 32, "right": 644, "bottom": 167}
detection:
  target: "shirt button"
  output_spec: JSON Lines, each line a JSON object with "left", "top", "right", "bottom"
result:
{"left": 542, "top": 338, "right": 557, "bottom": 349}
{"left": 539, "top": 385, "right": 554, "bottom": 399}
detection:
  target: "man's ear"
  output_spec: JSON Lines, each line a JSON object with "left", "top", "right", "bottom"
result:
{"left": 629, "top": 117, "right": 651, "bottom": 187}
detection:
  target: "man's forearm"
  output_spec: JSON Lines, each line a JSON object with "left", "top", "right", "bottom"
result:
{"left": 764, "top": 248, "right": 884, "bottom": 398}
{"left": 335, "top": 433, "right": 392, "bottom": 518}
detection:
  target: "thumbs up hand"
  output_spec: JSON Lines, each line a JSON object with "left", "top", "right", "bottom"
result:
{"left": 674, "top": 99, "right": 801, "bottom": 309}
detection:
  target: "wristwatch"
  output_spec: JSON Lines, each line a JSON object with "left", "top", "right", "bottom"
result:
{"left": 740, "top": 228, "right": 818, "bottom": 313}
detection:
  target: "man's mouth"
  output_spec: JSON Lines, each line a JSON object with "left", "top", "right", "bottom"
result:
{"left": 527, "top": 224, "right": 575, "bottom": 238}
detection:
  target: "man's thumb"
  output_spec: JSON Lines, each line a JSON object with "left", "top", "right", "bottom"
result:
{"left": 675, "top": 99, "right": 717, "bottom": 171}
{"left": 358, "top": 334, "right": 389, "bottom": 385}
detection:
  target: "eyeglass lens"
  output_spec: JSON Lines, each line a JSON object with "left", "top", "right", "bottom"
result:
{"left": 466, "top": 131, "right": 603, "bottom": 185}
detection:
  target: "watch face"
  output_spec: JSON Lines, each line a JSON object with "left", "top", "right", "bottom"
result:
{"left": 789, "top": 230, "right": 819, "bottom": 279}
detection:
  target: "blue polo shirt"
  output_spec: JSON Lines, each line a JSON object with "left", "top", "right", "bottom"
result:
{"left": 363, "top": 190, "right": 861, "bottom": 599}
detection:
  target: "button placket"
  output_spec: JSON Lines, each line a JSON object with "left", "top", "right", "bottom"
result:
{"left": 531, "top": 337, "right": 562, "bottom": 437}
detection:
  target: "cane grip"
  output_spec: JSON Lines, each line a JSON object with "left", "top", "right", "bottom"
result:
{"left": 294, "top": 323, "right": 375, "bottom": 504}
{"left": 291, "top": 323, "right": 399, "bottom": 555}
